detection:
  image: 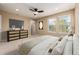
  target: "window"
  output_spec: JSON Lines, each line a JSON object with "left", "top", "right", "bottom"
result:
{"left": 58, "top": 15, "right": 71, "bottom": 32}
{"left": 48, "top": 18, "right": 56, "bottom": 32}
{"left": 48, "top": 15, "right": 72, "bottom": 33}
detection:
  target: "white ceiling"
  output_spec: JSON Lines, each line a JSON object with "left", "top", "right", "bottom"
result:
{"left": 0, "top": 3, "right": 76, "bottom": 19}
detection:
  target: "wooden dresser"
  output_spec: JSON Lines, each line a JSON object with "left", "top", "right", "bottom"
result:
{"left": 20, "top": 30, "right": 28, "bottom": 39}
{"left": 7, "top": 30, "right": 28, "bottom": 42}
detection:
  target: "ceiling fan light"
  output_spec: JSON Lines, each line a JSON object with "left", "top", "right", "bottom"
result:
{"left": 33, "top": 12, "right": 38, "bottom": 14}
{"left": 55, "top": 8, "right": 58, "bottom": 10}
{"left": 16, "top": 9, "right": 19, "bottom": 11}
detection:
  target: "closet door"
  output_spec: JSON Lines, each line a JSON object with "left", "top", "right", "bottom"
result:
{"left": 0, "top": 15, "right": 2, "bottom": 41}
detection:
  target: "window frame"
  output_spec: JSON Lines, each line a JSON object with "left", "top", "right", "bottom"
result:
{"left": 48, "top": 18, "right": 57, "bottom": 33}
{"left": 48, "top": 14, "right": 72, "bottom": 33}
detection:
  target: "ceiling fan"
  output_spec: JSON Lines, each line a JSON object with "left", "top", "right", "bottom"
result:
{"left": 29, "top": 8, "right": 44, "bottom": 15}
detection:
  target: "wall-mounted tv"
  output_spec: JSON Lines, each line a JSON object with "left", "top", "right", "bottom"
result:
{"left": 9, "top": 19, "right": 24, "bottom": 29}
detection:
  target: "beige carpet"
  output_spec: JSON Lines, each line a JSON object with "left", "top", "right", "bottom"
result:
{"left": 0, "top": 35, "right": 40, "bottom": 55}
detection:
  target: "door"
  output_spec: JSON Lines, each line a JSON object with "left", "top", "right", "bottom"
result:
{"left": 30, "top": 20, "right": 36, "bottom": 35}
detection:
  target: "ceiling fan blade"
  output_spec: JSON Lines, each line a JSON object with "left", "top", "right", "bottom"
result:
{"left": 34, "top": 8, "right": 38, "bottom": 11}
{"left": 29, "top": 9, "right": 35, "bottom": 12}
{"left": 38, "top": 10, "right": 44, "bottom": 13}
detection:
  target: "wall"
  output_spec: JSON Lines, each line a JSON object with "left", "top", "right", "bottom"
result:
{"left": 36, "top": 10, "right": 75, "bottom": 37}
{"left": 75, "top": 4, "right": 79, "bottom": 33}
{"left": 0, "top": 15, "right": 2, "bottom": 41}
{"left": 0, "top": 10, "right": 32, "bottom": 41}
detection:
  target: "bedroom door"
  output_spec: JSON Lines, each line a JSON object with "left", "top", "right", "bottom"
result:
{"left": 0, "top": 15, "right": 2, "bottom": 42}
{"left": 30, "top": 20, "right": 36, "bottom": 35}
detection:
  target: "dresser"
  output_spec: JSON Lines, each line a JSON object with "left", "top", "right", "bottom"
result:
{"left": 20, "top": 30, "right": 28, "bottom": 39}
{"left": 7, "top": 30, "right": 28, "bottom": 42}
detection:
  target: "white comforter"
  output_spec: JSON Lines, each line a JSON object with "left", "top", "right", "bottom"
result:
{"left": 19, "top": 35, "right": 58, "bottom": 55}
{"left": 19, "top": 35, "right": 74, "bottom": 55}
{"left": 28, "top": 36, "right": 58, "bottom": 55}
{"left": 63, "top": 36, "right": 73, "bottom": 55}
{"left": 73, "top": 34, "right": 79, "bottom": 55}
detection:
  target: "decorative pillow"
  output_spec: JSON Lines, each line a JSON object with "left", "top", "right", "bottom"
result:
{"left": 51, "top": 36, "right": 68, "bottom": 55}
{"left": 58, "top": 36, "right": 63, "bottom": 41}
{"left": 48, "top": 48, "right": 53, "bottom": 53}
{"left": 68, "top": 30, "right": 74, "bottom": 37}
{"left": 68, "top": 34, "right": 73, "bottom": 37}
{"left": 48, "top": 42, "right": 58, "bottom": 53}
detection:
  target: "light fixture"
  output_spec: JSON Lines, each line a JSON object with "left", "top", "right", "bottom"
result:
{"left": 55, "top": 8, "right": 58, "bottom": 10}
{"left": 16, "top": 9, "right": 19, "bottom": 11}
{"left": 33, "top": 12, "right": 38, "bottom": 15}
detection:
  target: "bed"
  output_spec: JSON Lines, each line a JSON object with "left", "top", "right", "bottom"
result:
{"left": 19, "top": 35, "right": 73, "bottom": 55}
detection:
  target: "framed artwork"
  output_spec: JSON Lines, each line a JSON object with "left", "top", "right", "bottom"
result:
{"left": 39, "top": 21, "right": 43, "bottom": 30}
{"left": 9, "top": 19, "right": 24, "bottom": 30}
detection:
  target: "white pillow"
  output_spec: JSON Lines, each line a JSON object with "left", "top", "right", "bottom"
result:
{"left": 51, "top": 36, "right": 68, "bottom": 55}
{"left": 68, "top": 36, "right": 73, "bottom": 41}
{"left": 63, "top": 35, "right": 68, "bottom": 40}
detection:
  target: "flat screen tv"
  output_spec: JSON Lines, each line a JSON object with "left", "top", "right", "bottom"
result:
{"left": 9, "top": 19, "right": 24, "bottom": 29}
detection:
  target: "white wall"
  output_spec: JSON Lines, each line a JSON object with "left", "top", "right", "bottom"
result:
{"left": 75, "top": 4, "right": 79, "bottom": 33}
{"left": 0, "top": 15, "right": 2, "bottom": 42}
